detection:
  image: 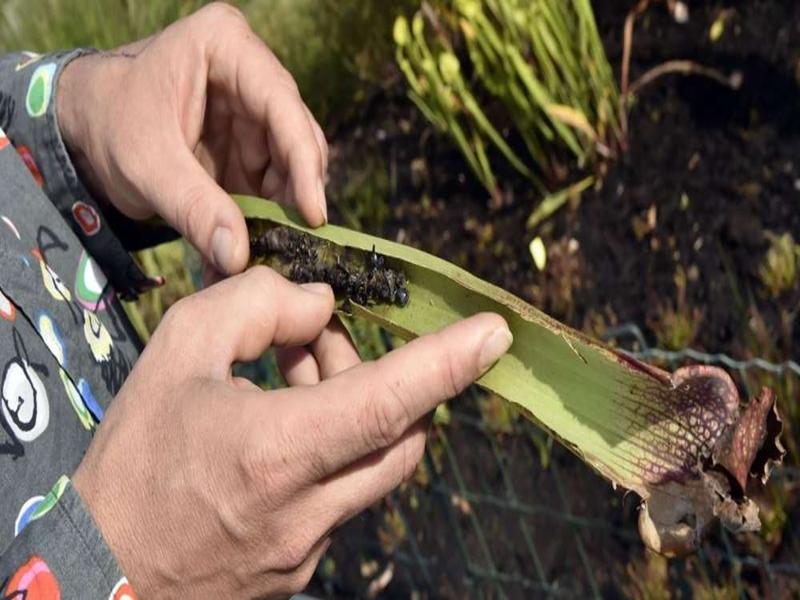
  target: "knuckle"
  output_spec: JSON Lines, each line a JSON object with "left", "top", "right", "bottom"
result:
{"left": 274, "top": 68, "right": 301, "bottom": 96}
{"left": 202, "top": 2, "right": 248, "bottom": 27}
{"left": 175, "top": 184, "right": 207, "bottom": 244}
{"left": 291, "top": 556, "right": 322, "bottom": 592}
{"left": 277, "top": 537, "right": 313, "bottom": 572}
{"left": 405, "top": 440, "right": 426, "bottom": 481}
{"left": 160, "top": 296, "right": 194, "bottom": 332}
{"left": 301, "top": 439, "right": 330, "bottom": 483}
{"left": 239, "top": 429, "right": 291, "bottom": 507}
{"left": 364, "top": 376, "right": 412, "bottom": 449}
{"left": 437, "top": 351, "right": 463, "bottom": 399}
{"left": 396, "top": 439, "right": 425, "bottom": 487}
{"left": 245, "top": 264, "right": 278, "bottom": 290}
{"left": 309, "top": 138, "right": 324, "bottom": 172}
{"left": 244, "top": 266, "right": 283, "bottom": 311}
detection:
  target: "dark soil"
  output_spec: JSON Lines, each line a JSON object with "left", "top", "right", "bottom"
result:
{"left": 313, "top": 1, "right": 800, "bottom": 597}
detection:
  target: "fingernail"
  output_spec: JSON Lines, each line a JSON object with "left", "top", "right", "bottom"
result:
{"left": 301, "top": 282, "right": 332, "bottom": 297}
{"left": 478, "top": 326, "right": 513, "bottom": 373}
{"left": 317, "top": 178, "right": 328, "bottom": 224}
{"left": 211, "top": 227, "right": 234, "bottom": 273}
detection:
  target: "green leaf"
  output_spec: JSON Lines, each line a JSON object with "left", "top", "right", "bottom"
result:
{"left": 526, "top": 175, "right": 594, "bottom": 231}
{"left": 238, "top": 196, "right": 783, "bottom": 556}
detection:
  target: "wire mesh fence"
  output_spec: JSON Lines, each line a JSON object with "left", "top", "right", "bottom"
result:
{"left": 307, "top": 323, "right": 800, "bottom": 599}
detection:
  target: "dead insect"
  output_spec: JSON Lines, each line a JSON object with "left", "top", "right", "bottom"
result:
{"left": 369, "top": 245, "right": 385, "bottom": 270}
{"left": 249, "top": 226, "right": 410, "bottom": 308}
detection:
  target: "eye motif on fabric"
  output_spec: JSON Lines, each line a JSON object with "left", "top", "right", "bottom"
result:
{"left": 25, "top": 63, "right": 56, "bottom": 118}
{"left": 1, "top": 332, "right": 49, "bottom": 444}
{"left": 75, "top": 251, "right": 112, "bottom": 311}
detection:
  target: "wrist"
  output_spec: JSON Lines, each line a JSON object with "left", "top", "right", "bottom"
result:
{"left": 73, "top": 449, "right": 155, "bottom": 596}
{"left": 56, "top": 53, "right": 112, "bottom": 201}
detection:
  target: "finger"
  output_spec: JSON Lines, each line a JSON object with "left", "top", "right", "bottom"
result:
{"left": 207, "top": 28, "right": 327, "bottom": 226}
{"left": 231, "top": 116, "right": 270, "bottom": 189}
{"left": 274, "top": 536, "right": 331, "bottom": 598}
{"left": 146, "top": 143, "right": 251, "bottom": 275}
{"left": 310, "top": 317, "right": 361, "bottom": 379}
{"left": 165, "top": 266, "right": 334, "bottom": 377}
{"left": 232, "top": 376, "right": 261, "bottom": 391}
{"left": 277, "top": 346, "right": 321, "bottom": 386}
{"left": 303, "top": 105, "right": 328, "bottom": 175}
{"left": 277, "top": 312, "right": 512, "bottom": 476}
{"left": 261, "top": 161, "right": 286, "bottom": 200}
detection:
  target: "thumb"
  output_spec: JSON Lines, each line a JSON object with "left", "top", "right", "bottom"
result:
{"left": 150, "top": 145, "right": 249, "bottom": 275}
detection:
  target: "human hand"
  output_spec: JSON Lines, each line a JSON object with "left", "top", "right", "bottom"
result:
{"left": 72, "top": 266, "right": 512, "bottom": 598}
{"left": 56, "top": 3, "right": 328, "bottom": 276}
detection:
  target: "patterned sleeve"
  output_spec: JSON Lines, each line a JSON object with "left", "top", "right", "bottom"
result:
{"left": 0, "top": 129, "right": 141, "bottom": 598}
{"left": 0, "top": 51, "right": 145, "bottom": 599}
{"left": 0, "top": 50, "right": 172, "bottom": 300}
{"left": 0, "top": 477, "right": 136, "bottom": 600}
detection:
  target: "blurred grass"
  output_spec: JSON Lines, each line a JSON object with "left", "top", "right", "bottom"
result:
{"left": 0, "top": 0, "right": 414, "bottom": 123}
{"left": 248, "top": 0, "right": 418, "bottom": 123}
{"left": 0, "top": 0, "right": 204, "bottom": 50}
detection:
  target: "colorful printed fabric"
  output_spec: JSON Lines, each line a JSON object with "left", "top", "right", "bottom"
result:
{"left": 0, "top": 49, "right": 169, "bottom": 299}
{"left": 2, "top": 482, "right": 137, "bottom": 599}
{"left": 0, "top": 50, "right": 152, "bottom": 598}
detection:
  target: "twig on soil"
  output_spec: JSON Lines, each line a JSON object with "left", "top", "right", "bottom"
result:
{"left": 628, "top": 60, "right": 743, "bottom": 97}
{"left": 620, "top": 0, "right": 652, "bottom": 100}
{"left": 619, "top": 0, "right": 740, "bottom": 141}
{"left": 620, "top": 0, "right": 652, "bottom": 140}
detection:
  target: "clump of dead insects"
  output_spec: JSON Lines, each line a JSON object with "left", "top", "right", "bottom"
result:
{"left": 250, "top": 225, "right": 409, "bottom": 308}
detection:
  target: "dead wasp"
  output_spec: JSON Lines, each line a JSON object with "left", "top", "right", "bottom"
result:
{"left": 367, "top": 245, "right": 409, "bottom": 307}
{"left": 249, "top": 226, "right": 410, "bottom": 307}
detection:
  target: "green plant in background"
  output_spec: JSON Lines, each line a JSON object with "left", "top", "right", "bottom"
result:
{"left": 0, "top": 0, "right": 414, "bottom": 125}
{"left": 123, "top": 241, "right": 199, "bottom": 342}
{"left": 394, "top": 0, "right": 622, "bottom": 202}
{"left": 0, "top": 0, "right": 204, "bottom": 50}
{"left": 335, "top": 156, "right": 391, "bottom": 235}
{"left": 758, "top": 231, "right": 800, "bottom": 298}
{"left": 647, "top": 267, "right": 703, "bottom": 351}
{"left": 246, "top": 0, "right": 419, "bottom": 124}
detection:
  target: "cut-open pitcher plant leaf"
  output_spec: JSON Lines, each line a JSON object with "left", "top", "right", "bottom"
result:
{"left": 237, "top": 196, "right": 784, "bottom": 557}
